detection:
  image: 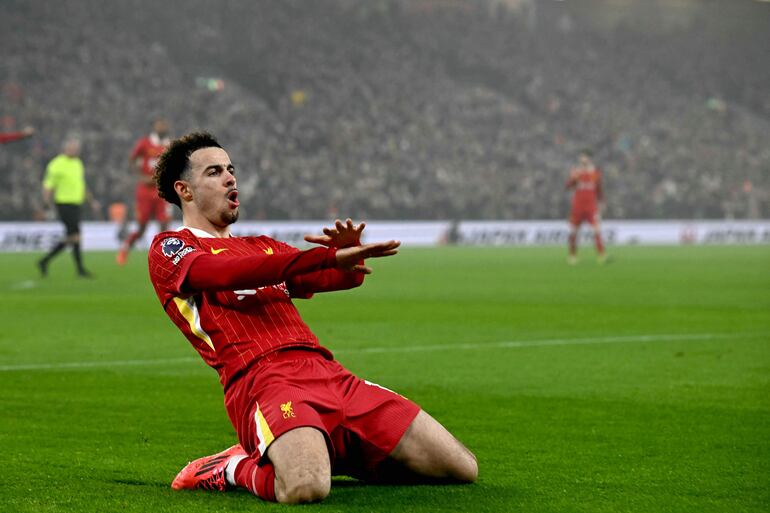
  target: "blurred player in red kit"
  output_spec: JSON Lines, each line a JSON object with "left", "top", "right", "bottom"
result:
{"left": 0, "top": 126, "right": 35, "bottom": 144}
{"left": 116, "top": 118, "right": 171, "bottom": 265}
{"left": 566, "top": 149, "right": 607, "bottom": 264}
{"left": 147, "top": 132, "right": 477, "bottom": 504}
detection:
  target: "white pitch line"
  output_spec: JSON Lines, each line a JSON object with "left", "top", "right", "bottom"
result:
{"left": 9, "top": 280, "right": 38, "bottom": 290}
{"left": 333, "top": 332, "right": 756, "bottom": 355}
{"left": 0, "top": 356, "right": 199, "bottom": 372}
{"left": 0, "top": 332, "right": 765, "bottom": 373}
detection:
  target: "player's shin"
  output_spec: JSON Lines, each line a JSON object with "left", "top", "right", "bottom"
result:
{"left": 229, "top": 457, "right": 277, "bottom": 502}
{"left": 568, "top": 232, "right": 577, "bottom": 256}
{"left": 594, "top": 232, "right": 605, "bottom": 255}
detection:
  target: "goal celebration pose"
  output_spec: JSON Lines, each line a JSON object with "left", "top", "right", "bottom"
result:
{"left": 147, "top": 132, "right": 477, "bottom": 504}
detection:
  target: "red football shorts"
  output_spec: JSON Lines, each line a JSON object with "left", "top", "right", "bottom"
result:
{"left": 570, "top": 205, "right": 598, "bottom": 226}
{"left": 135, "top": 185, "right": 170, "bottom": 224}
{"left": 224, "top": 349, "right": 421, "bottom": 478}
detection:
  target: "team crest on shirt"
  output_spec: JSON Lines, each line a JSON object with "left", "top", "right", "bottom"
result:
{"left": 280, "top": 401, "right": 296, "bottom": 419}
{"left": 161, "top": 237, "right": 185, "bottom": 257}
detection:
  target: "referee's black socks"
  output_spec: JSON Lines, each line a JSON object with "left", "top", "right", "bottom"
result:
{"left": 72, "top": 241, "right": 85, "bottom": 273}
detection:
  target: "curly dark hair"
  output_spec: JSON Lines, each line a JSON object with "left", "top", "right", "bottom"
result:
{"left": 153, "top": 132, "right": 223, "bottom": 207}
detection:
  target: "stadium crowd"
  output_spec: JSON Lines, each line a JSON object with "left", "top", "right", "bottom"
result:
{"left": 1, "top": 0, "right": 767, "bottom": 222}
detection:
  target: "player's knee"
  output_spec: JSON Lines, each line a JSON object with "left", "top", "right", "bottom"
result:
{"left": 424, "top": 448, "right": 478, "bottom": 484}
{"left": 277, "top": 471, "right": 330, "bottom": 504}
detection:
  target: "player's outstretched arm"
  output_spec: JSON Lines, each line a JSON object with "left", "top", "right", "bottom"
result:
{"left": 334, "top": 240, "right": 400, "bottom": 274}
{"left": 288, "top": 220, "right": 379, "bottom": 296}
{"left": 0, "top": 127, "right": 34, "bottom": 144}
{"left": 565, "top": 169, "right": 578, "bottom": 189}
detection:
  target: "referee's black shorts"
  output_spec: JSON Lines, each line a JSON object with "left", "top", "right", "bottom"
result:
{"left": 55, "top": 203, "right": 81, "bottom": 236}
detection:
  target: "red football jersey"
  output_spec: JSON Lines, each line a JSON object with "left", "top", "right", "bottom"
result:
{"left": 148, "top": 227, "right": 361, "bottom": 389}
{"left": 130, "top": 133, "right": 169, "bottom": 184}
{"left": 567, "top": 167, "right": 603, "bottom": 208}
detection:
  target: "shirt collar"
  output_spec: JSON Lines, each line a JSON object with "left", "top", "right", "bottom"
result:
{"left": 149, "top": 132, "right": 170, "bottom": 146}
{"left": 178, "top": 226, "right": 219, "bottom": 238}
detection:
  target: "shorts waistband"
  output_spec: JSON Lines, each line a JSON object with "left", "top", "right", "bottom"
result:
{"left": 256, "top": 347, "right": 327, "bottom": 367}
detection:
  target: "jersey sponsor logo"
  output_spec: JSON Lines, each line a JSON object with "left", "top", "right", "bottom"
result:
{"left": 234, "top": 289, "right": 257, "bottom": 300}
{"left": 263, "top": 247, "right": 274, "bottom": 255}
{"left": 210, "top": 247, "right": 228, "bottom": 255}
{"left": 161, "top": 237, "right": 185, "bottom": 257}
{"left": 234, "top": 282, "right": 289, "bottom": 300}
{"left": 280, "top": 401, "right": 296, "bottom": 419}
{"left": 172, "top": 246, "right": 196, "bottom": 265}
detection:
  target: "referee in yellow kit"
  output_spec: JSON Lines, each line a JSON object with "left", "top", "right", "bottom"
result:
{"left": 38, "top": 136, "right": 100, "bottom": 277}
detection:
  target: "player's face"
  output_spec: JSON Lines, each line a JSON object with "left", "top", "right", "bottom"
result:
{"left": 579, "top": 154, "right": 592, "bottom": 167}
{"left": 154, "top": 119, "right": 169, "bottom": 137}
{"left": 187, "top": 147, "right": 240, "bottom": 227}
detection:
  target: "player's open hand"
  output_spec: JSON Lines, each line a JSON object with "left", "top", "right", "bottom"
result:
{"left": 335, "top": 239, "right": 400, "bottom": 274}
{"left": 305, "top": 218, "right": 365, "bottom": 249}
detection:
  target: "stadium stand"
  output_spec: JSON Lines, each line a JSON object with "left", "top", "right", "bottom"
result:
{"left": 1, "top": 0, "right": 768, "bottom": 221}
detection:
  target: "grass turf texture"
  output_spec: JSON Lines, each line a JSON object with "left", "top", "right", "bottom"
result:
{"left": 0, "top": 245, "right": 768, "bottom": 513}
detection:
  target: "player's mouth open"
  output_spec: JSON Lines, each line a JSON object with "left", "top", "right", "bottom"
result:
{"left": 227, "top": 189, "right": 239, "bottom": 208}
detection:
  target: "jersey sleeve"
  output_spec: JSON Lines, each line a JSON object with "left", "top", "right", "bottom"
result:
{"left": 263, "top": 239, "right": 361, "bottom": 298}
{"left": 185, "top": 237, "right": 337, "bottom": 293}
{"left": 595, "top": 169, "right": 604, "bottom": 202}
{"left": 288, "top": 268, "right": 365, "bottom": 299}
{"left": 148, "top": 231, "right": 206, "bottom": 301}
{"left": 42, "top": 160, "right": 58, "bottom": 191}
{"left": 129, "top": 138, "right": 146, "bottom": 161}
{"left": 272, "top": 238, "right": 364, "bottom": 298}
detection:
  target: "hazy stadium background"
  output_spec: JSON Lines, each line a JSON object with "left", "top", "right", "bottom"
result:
{"left": 1, "top": 2, "right": 769, "bottom": 513}
{"left": 2, "top": 0, "right": 768, "bottom": 225}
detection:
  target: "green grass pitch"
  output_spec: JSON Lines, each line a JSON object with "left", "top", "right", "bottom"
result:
{"left": 1, "top": 245, "right": 768, "bottom": 512}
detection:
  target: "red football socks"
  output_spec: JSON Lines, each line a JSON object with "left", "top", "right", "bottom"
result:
{"left": 234, "top": 457, "right": 276, "bottom": 502}
{"left": 594, "top": 233, "right": 605, "bottom": 254}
